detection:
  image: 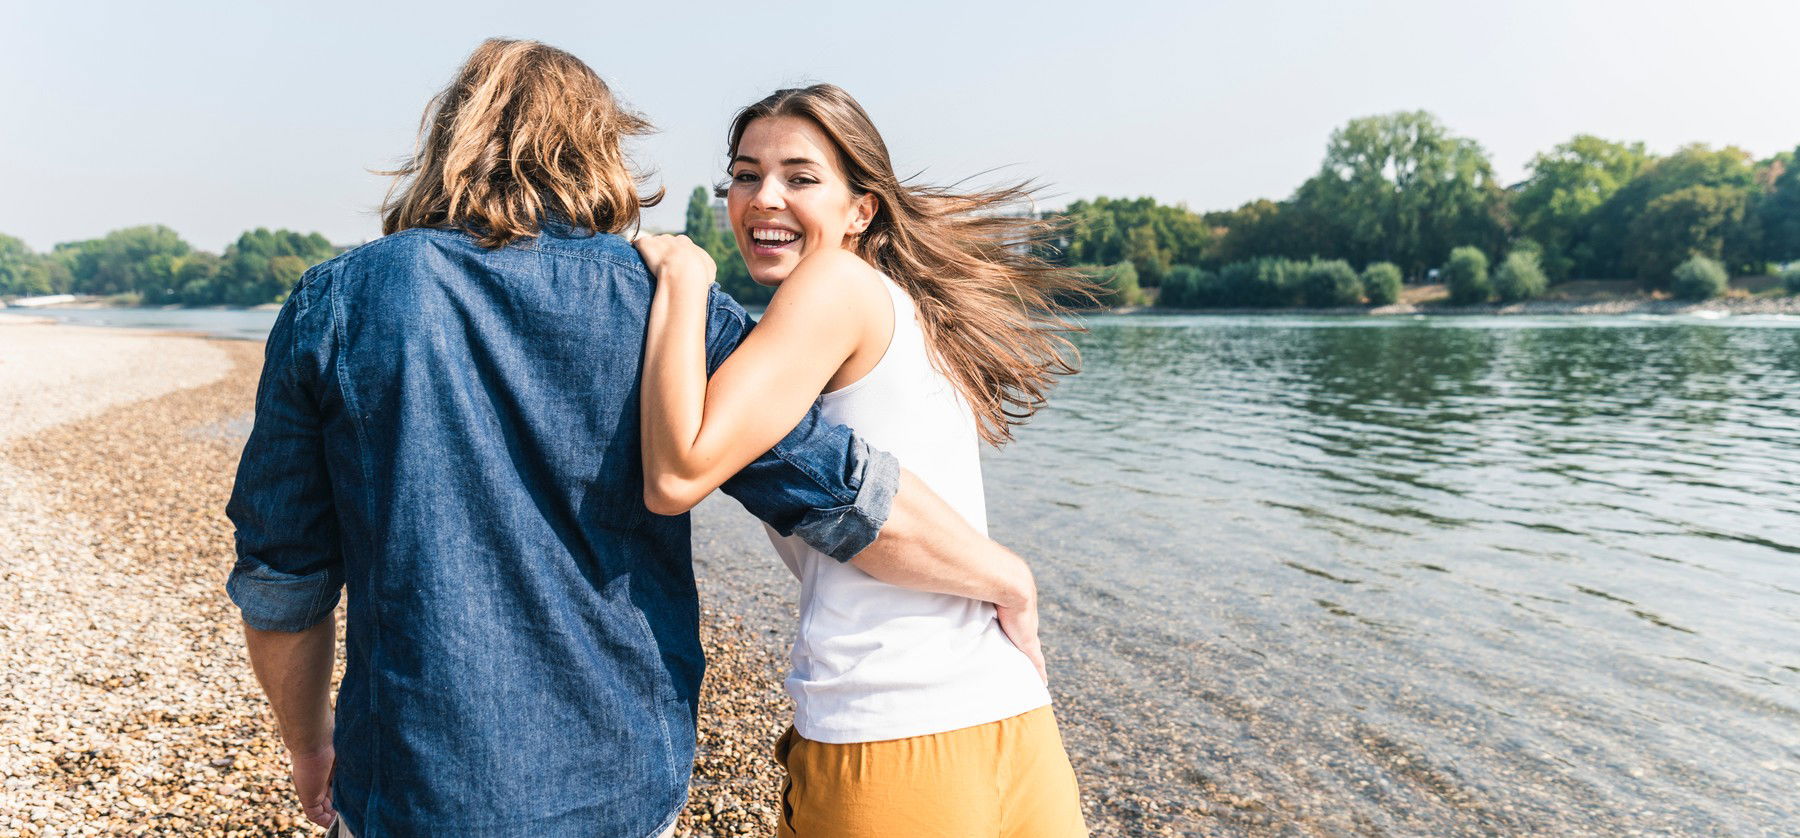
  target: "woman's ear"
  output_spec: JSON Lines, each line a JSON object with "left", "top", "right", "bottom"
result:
{"left": 849, "top": 192, "right": 878, "bottom": 235}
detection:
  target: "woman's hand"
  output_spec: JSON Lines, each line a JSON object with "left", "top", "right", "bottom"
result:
{"left": 633, "top": 234, "right": 716, "bottom": 288}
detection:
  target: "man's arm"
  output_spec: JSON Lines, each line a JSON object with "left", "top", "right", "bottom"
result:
{"left": 243, "top": 617, "right": 338, "bottom": 827}
{"left": 851, "top": 470, "right": 1046, "bottom": 681}
{"left": 223, "top": 272, "right": 344, "bottom": 827}
{"left": 700, "top": 290, "right": 1048, "bottom": 680}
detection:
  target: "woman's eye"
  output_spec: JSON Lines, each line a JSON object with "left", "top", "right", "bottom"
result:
{"left": 732, "top": 171, "right": 758, "bottom": 183}
{"left": 791, "top": 176, "right": 818, "bottom": 186}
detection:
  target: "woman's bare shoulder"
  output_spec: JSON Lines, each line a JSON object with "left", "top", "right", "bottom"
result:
{"left": 771, "top": 248, "right": 890, "bottom": 316}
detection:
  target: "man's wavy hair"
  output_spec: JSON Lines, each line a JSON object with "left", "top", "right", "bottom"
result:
{"left": 381, "top": 39, "right": 662, "bottom": 248}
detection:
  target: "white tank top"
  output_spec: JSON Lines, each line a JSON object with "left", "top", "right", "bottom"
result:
{"left": 764, "top": 273, "right": 1053, "bottom": 744}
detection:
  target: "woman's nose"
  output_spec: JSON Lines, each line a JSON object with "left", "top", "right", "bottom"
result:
{"left": 751, "top": 179, "right": 785, "bottom": 211}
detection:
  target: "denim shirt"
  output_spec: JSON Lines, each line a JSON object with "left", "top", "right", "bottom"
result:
{"left": 224, "top": 225, "right": 898, "bottom": 838}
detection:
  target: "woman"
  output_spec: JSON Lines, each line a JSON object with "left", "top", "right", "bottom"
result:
{"left": 633, "top": 85, "right": 1093, "bottom": 837}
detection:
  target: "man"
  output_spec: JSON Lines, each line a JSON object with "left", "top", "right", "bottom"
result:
{"left": 225, "top": 39, "right": 1042, "bottom": 837}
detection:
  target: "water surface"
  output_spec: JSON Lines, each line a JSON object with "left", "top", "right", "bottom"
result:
{"left": 969, "top": 313, "right": 1800, "bottom": 834}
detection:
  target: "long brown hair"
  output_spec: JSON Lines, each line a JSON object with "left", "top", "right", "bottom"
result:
{"left": 382, "top": 39, "right": 662, "bottom": 248}
{"left": 722, "top": 85, "right": 1095, "bottom": 446}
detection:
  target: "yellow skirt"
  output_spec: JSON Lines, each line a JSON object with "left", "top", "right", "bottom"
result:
{"left": 775, "top": 705, "right": 1088, "bottom": 838}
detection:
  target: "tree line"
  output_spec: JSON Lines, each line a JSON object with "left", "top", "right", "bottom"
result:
{"left": 0, "top": 226, "right": 338, "bottom": 306}
{"left": 11, "top": 115, "right": 1800, "bottom": 311}
{"left": 0, "top": 190, "right": 760, "bottom": 309}
{"left": 1046, "top": 111, "right": 1800, "bottom": 307}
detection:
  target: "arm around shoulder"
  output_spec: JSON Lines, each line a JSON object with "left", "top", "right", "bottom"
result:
{"left": 640, "top": 247, "right": 888, "bottom": 514}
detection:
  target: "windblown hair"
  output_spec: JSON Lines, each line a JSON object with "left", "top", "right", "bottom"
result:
{"left": 722, "top": 85, "right": 1097, "bottom": 446}
{"left": 382, "top": 39, "right": 662, "bottom": 248}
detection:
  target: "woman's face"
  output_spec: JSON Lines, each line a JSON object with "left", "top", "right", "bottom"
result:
{"left": 726, "top": 116, "right": 876, "bottom": 286}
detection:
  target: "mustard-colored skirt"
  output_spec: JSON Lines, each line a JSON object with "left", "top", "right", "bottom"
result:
{"left": 775, "top": 705, "right": 1088, "bottom": 838}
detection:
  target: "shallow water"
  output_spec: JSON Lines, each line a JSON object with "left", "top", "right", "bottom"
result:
{"left": 23, "top": 306, "right": 277, "bottom": 340}
{"left": 975, "top": 313, "right": 1800, "bottom": 834}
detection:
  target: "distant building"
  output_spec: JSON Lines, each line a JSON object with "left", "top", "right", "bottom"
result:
{"left": 711, "top": 199, "right": 731, "bottom": 234}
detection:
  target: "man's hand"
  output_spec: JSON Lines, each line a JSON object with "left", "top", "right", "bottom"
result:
{"left": 291, "top": 743, "right": 338, "bottom": 827}
{"left": 850, "top": 469, "right": 1052, "bottom": 683}
{"left": 996, "top": 593, "right": 1049, "bottom": 685}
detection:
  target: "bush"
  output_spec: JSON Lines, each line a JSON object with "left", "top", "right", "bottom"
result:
{"left": 1214, "top": 257, "right": 1305, "bottom": 308}
{"left": 1443, "top": 246, "right": 1491, "bottom": 305}
{"left": 1299, "top": 259, "right": 1362, "bottom": 308}
{"left": 1088, "top": 261, "right": 1148, "bottom": 308}
{"left": 1156, "top": 265, "right": 1217, "bottom": 309}
{"left": 1783, "top": 266, "right": 1800, "bottom": 295}
{"left": 1362, "top": 262, "right": 1403, "bottom": 305}
{"left": 1670, "top": 255, "right": 1728, "bottom": 301}
{"left": 1492, "top": 250, "right": 1549, "bottom": 302}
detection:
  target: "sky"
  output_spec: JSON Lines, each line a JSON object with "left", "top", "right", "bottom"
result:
{"left": 5, "top": 0, "right": 1798, "bottom": 252}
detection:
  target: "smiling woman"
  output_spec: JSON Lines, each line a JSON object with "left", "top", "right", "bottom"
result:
{"left": 633, "top": 83, "right": 1101, "bottom": 838}
{"left": 717, "top": 84, "right": 1098, "bottom": 447}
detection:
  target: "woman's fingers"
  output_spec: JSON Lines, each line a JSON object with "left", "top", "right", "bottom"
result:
{"left": 633, "top": 234, "right": 715, "bottom": 281}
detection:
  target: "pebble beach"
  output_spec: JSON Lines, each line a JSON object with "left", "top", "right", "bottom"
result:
{"left": 0, "top": 318, "right": 1152, "bottom": 837}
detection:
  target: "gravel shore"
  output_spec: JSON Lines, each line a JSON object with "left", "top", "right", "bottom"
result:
{"left": 0, "top": 323, "right": 1159, "bottom": 836}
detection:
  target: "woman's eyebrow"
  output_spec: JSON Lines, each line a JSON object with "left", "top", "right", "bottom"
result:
{"left": 730, "top": 154, "right": 820, "bottom": 167}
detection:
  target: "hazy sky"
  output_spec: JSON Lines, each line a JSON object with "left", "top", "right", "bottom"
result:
{"left": 6, "top": 0, "right": 1798, "bottom": 252}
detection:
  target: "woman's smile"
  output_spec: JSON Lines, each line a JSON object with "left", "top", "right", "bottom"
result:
{"left": 747, "top": 224, "right": 802, "bottom": 256}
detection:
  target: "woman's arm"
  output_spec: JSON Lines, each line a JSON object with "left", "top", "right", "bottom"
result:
{"left": 635, "top": 236, "right": 883, "bottom": 515}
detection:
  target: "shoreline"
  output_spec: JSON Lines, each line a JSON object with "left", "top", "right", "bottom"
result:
{"left": 1121, "top": 293, "right": 1800, "bottom": 318}
{"left": 16, "top": 293, "right": 1800, "bottom": 324}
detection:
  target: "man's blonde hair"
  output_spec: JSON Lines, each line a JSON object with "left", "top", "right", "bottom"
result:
{"left": 382, "top": 39, "right": 662, "bottom": 248}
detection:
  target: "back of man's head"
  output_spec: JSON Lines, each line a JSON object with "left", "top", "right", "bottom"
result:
{"left": 380, "top": 38, "right": 664, "bottom": 249}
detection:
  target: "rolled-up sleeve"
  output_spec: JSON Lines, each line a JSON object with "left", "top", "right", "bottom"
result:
{"left": 704, "top": 288, "right": 900, "bottom": 561}
{"left": 224, "top": 273, "right": 343, "bottom": 631}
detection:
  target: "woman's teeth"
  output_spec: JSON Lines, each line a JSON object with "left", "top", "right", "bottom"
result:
{"left": 751, "top": 228, "right": 799, "bottom": 246}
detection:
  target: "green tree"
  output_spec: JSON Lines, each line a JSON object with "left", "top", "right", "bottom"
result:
{"left": 170, "top": 252, "right": 224, "bottom": 305}
{"left": 1761, "top": 145, "right": 1800, "bottom": 264}
{"left": 1299, "top": 259, "right": 1362, "bottom": 307}
{"left": 1589, "top": 144, "right": 1759, "bottom": 280}
{"left": 63, "top": 225, "right": 192, "bottom": 297}
{"left": 1670, "top": 254, "right": 1727, "bottom": 300}
{"left": 1291, "top": 111, "right": 1505, "bottom": 277}
{"left": 27, "top": 248, "right": 76, "bottom": 295}
{"left": 1157, "top": 265, "right": 1217, "bottom": 309}
{"left": 1626, "top": 185, "right": 1749, "bottom": 287}
{"left": 1051, "top": 196, "right": 1211, "bottom": 282}
{"left": 1086, "top": 261, "right": 1146, "bottom": 308}
{"left": 684, "top": 184, "right": 717, "bottom": 240}
{"left": 1781, "top": 265, "right": 1800, "bottom": 295}
{"left": 1123, "top": 224, "right": 1171, "bottom": 285}
{"left": 1443, "top": 246, "right": 1491, "bottom": 305}
{"left": 1212, "top": 257, "right": 1305, "bottom": 308}
{"left": 680, "top": 185, "right": 768, "bottom": 305}
{"left": 1493, "top": 250, "right": 1549, "bottom": 302}
{"left": 1513, "top": 135, "right": 1650, "bottom": 279}
{"left": 216, "top": 228, "right": 336, "bottom": 305}
{"left": 0, "top": 234, "right": 52, "bottom": 296}
{"left": 1361, "top": 262, "right": 1403, "bottom": 305}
